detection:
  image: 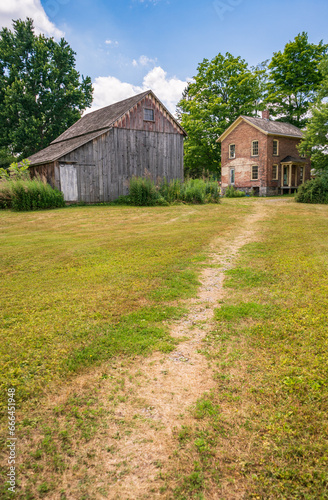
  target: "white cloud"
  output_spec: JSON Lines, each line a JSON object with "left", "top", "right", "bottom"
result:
{"left": 105, "top": 39, "right": 119, "bottom": 46}
{"left": 88, "top": 66, "right": 189, "bottom": 116}
{"left": 0, "top": 0, "right": 64, "bottom": 38}
{"left": 132, "top": 55, "right": 157, "bottom": 67}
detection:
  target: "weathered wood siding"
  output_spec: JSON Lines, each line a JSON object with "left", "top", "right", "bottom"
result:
{"left": 29, "top": 162, "right": 56, "bottom": 188}
{"left": 55, "top": 128, "right": 183, "bottom": 202}
{"left": 113, "top": 94, "right": 183, "bottom": 135}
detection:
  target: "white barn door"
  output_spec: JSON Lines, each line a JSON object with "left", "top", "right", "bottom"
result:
{"left": 59, "top": 165, "right": 78, "bottom": 202}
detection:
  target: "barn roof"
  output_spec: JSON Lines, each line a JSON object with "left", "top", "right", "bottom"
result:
{"left": 28, "top": 90, "right": 186, "bottom": 166}
{"left": 217, "top": 115, "right": 304, "bottom": 142}
{"left": 27, "top": 130, "right": 108, "bottom": 167}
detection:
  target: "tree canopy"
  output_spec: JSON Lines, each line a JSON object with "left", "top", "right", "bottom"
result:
{"left": 266, "top": 32, "right": 328, "bottom": 128}
{"left": 0, "top": 18, "right": 93, "bottom": 158}
{"left": 299, "top": 57, "right": 328, "bottom": 171}
{"left": 177, "top": 53, "right": 264, "bottom": 177}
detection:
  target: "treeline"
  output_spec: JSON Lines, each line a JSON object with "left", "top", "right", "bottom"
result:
{"left": 0, "top": 18, "right": 93, "bottom": 167}
{"left": 177, "top": 33, "right": 328, "bottom": 177}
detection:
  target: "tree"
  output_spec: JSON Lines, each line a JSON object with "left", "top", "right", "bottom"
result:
{"left": 266, "top": 32, "right": 328, "bottom": 128}
{"left": 177, "top": 53, "right": 265, "bottom": 177}
{"left": 0, "top": 18, "right": 93, "bottom": 158}
{"left": 299, "top": 57, "right": 328, "bottom": 172}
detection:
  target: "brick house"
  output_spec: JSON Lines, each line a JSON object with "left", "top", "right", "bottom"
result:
{"left": 217, "top": 111, "right": 311, "bottom": 196}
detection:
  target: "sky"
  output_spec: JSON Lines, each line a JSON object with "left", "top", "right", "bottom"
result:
{"left": 1, "top": 0, "right": 328, "bottom": 114}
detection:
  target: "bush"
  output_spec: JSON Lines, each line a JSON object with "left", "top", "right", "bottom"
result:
{"left": 0, "top": 160, "right": 65, "bottom": 211}
{"left": 129, "top": 176, "right": 168, "bottom": 206}
{"left": 225, "top": 185, "right": 246, "bottom": 198}
{"left": 295, "top": 173, "right": 328, "bottom": 204}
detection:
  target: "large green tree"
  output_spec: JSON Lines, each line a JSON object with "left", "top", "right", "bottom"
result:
{"left": 0, "top": 18, "right": 93, "bottom": 158}
{"left": 266, "top": 32, "right": 328, "bottom": 128}
{"left": 177, "top": 53, "right": 264, "bottom": 177}
{"left": 299, "top": 57, "right": 328, "bottom": 171}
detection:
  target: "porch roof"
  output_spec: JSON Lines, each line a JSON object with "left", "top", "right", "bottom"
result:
{"left": 280, "top": 156, "right": 307, "bottom": 164}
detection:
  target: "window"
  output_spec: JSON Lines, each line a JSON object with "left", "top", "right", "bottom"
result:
{"left": 144, "top": 108, "right": 154, "bottom": 121}
{"left": 230, "top": 168, "right": 235, "bottom": 184}
{"left": 300, "top": 166, "right": 304, "bottom": 183}
{"left": 251, "top": 165, "right": 259, "bottom": 180}
{"left": 251, "top": 140, "right": 259, "bottom": 156}
{"left": 229, "top": 144, "right": 235, "bottom": 159}
{"left": 272, "top": 164, "right": 278, "bottom": 180}
{"left": 273, "top": 139, "right": 279, "bottom": 156}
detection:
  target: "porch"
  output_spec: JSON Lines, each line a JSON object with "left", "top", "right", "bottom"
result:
{"left": 280, "top": 156, "right": 307, "bottom": 194}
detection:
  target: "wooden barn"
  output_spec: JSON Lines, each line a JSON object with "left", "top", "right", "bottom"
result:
{"left": 28, "top": 90, "right": 187, "bottom": 202}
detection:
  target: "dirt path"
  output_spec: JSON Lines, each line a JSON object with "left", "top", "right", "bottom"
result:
{"left": 90, "top": 201, "right": 270, "bottom": 499}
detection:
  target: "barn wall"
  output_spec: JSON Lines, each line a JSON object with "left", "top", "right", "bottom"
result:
{"left": 29, "top": 162, "right": 56, "bottom": 188}
{"left": 52, "top": 128, "right": 183, "bottom": 202}
{"left": 114, "top": 94, "right": 184, "bottom": 136}
{"left": 103, "top": 128, "right": 184, "bottom": 201}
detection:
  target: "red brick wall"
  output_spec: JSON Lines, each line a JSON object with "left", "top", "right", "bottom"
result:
{"left": 221, "top": 119, "right": 311, "bottom": 193}
{"left": 221, "top": 120, "right": 267, "bottom": 190}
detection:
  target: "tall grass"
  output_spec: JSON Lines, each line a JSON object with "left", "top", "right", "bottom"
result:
{"left": 129, "top": 176, "right": 220, "bottom": 206}
{"left": 0, "top": 176, "right": 65, "bottom": 211}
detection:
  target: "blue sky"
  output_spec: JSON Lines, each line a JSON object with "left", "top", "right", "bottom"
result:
{"left": 1, "top": 0, "right": 328, "bottom": 113}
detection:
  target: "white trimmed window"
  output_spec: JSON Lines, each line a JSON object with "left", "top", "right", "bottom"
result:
{"left": 144, "top": 108, "right": 154, "bottom": 121}
{"left": 229, "top": 144, "right": 235, "bottom": 159}
{"left": 251, "top": 140, "right": 259, "bottom": 156}
{"left": 273, "top": 139, "right": 279, "bottom": 156}
{"left": 272, "top": 164, "right": 278, "bottom": 180}
{"left": 230, "top": 168, "right": 235, "bottom": 184}
{"left": 251, "top": 165, "right": 259, "bottom": 180}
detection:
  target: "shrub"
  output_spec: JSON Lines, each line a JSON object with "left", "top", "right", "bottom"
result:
{"left": 129, "top": 176, "right": 168, "bottom": 206}
{"left": 295, "top": 173, "right": 328, "bottom": 204}
{"left": 225, "top": 185, "right": 246, "bottom": 198}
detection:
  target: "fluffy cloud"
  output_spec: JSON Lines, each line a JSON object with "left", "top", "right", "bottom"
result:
{"left": 89, "top": 66, "right": 188, "bottom": 116}
{"left": 0, "top": 0, "right": 64, "bottom": 38}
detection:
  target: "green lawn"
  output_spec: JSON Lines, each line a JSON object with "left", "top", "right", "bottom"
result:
{"left": 1, "top": 199, "right": 328, "bottom": 499}
{"left": 167, "top": 200, "right": 328, "bottom": 499}
{"left": 0, "top": 202, "right": 249, "bottom": 409}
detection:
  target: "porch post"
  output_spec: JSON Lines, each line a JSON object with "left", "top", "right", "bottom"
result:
{"left": 288, "top": 164, "right": 292, "bottom": 187}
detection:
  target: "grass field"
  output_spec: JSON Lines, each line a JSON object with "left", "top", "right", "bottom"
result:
{"left": 0, "top": 202, "right": 247, "bottom": 410}
{"left": 1, "top": 199, "right": 328, "bottom": 498}
{"left": 165, "top": 200, "right": 328, "bottom": 499}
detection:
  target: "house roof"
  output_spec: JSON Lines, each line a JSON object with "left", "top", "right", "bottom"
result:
{"left": 28, "top": 90, "right": 186, "bottom": 166}
{"left": 217, "top": 115, "right": 304, "bottom": 142}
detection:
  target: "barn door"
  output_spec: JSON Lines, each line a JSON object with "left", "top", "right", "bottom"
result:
{"left": 59, "top": 164, "right": 78, "bottom": 202}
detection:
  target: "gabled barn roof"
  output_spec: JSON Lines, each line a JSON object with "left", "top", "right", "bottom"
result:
{"left": 217, "top": 115, "right": 303, "bottom": 142}
{"left": 28, "top": 90, "right": 186, "bottom": 166}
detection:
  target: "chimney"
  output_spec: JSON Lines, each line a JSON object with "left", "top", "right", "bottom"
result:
{"left": 262, "top": 110, "right": 270, "bottom": 120}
